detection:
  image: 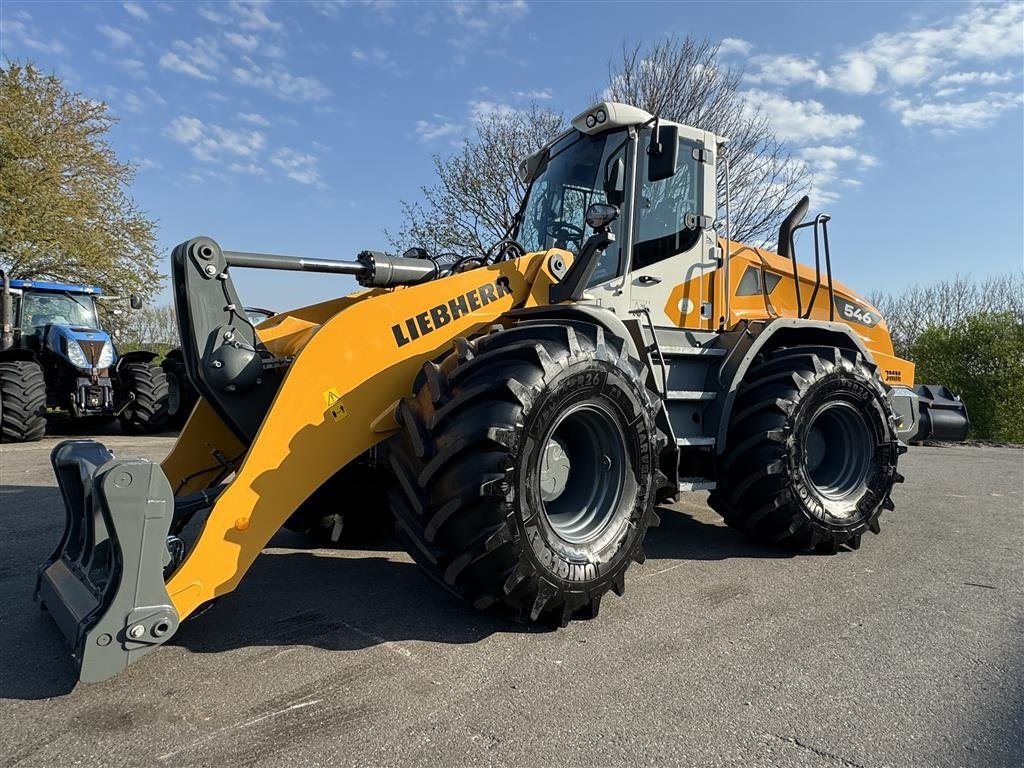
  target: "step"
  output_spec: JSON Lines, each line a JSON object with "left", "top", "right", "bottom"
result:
{"left": 678, "top": 477, "right": 717, "bottom": 491}
{"left": 665, "top": 390, "right": 716, "bottom": 402}
{"left": 655, "top": 344, "right": 727, "bottom": 358}
{"left": 675, "top": 436, "right": 716, "bottom": 447}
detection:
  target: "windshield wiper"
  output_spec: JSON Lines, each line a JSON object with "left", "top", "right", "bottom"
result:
{"left": 62, "top": 292, "right": 97, "bottom": 325}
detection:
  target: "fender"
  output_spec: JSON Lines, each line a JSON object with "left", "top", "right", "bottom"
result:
{"left": 115, "top": 349, "right": 158, "bottom": 371}
{"left": 0, "top": 347, "right": 38, "bottom": 364}
{"left": 504, "top": 304, "right": 644, "bottom": 361}
{"left": 711, "top": 318, "right": 875, "bottom": 454}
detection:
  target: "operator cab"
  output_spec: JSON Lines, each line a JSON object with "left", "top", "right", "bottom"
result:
{"left": 515, "top": 101, "right": 721, "bottom": 330}
{"left": 8, "top": 279, "right": 103, "bottom": 350}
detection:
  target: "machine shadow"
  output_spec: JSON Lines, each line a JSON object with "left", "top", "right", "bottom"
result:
{"left": 171, "top": 533, "right": 549, "bottom": 658}
{"left": 645, "top": 504, "right": 796, "bottom": 562}
{"left": 0, "top": 486, "right": 791, "bottom": 700}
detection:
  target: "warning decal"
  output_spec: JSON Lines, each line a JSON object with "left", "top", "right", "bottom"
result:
{"left": 322, "top": 387, "right": 347, "bottom": 422}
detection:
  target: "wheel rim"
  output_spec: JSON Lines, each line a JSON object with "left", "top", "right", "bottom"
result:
{"left": 804, "top": 401, "right": 873, "bottom": 501}
{"left": 537, "top": 402, "right": 627, "bottom": 544}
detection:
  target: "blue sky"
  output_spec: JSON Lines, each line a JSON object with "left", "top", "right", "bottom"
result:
{"left": 1, "top": 0, "right": 1022, "bottom": 309}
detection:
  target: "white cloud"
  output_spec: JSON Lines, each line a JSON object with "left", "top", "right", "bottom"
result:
{"left": 227, "top": 161, "right": 267, "bottom": 175}
{"left": 351, "top": 47, "right": 397, "bottom": 71}
{"left": 271, "top": 147, "right": 323, "bottom": 186}
{"left": 237, "top": 111, "right": 270, "bottom": 126}
{"left": 160, "top": 51, "right": 217, "bottom": 81}
{"left": 935, "top": 70, "right": 1016, "bottom": 87}
{"left": 514, "top": 87, "right": 553, "bottom": 100}
{"left": 470, "top": 100, "right": 516, "bottom": 120}
{"left": 164, "top": 116, "right": 266, "bottom": 161}
{"left": 827, "top": 2, "right": 1024, "bottom": 93}
{"left": 117, "top": 58, "right": 147, "bottom": 79}
{"left": 0, "top": 20, "right": 67, "bottom": 54}
{"left": 202, "top": 1, "right": 283, "bottom": 31}
{"left": 414, "top": 119, "right": 462, "bottom": 142}
{"left": 158, "top": 37, "right": 227, "bottom": 81}
{"left": 132, "top": 156, "right": 162, "bottom": 171}
{"left": 225, "top": 32, "right": 260, "bottom": 51}
{"left": 123, "top": 2, "right": 149, "bottom": 20}
{"left": 232, "top": 63, "right": 330, "bottom": 101}
{"left": 97, "top": 24, "right": 133, "bottom": 48}
{"left": 741, "top": 90, "right": 864, "bottom": 142}
{"left": 829, "top": 54, "right": 877, "bottom": 94}
{"left": 894, "top": 92, "right": 1023, "bottom": 133}
{"left": 748, "top": 54, "right": 829, "bottom": 88}
{"left": 487, "top": 0, "right": 527, "bottom": 19}
{"left": 797, "top": 145, "right": 878, "bottom": 205}
{"left": 718, "top": 37, "right": 752, "bottom": 57}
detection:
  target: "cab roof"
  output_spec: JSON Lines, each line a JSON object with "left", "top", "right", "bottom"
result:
{"left": 519, "top": 100, "right": 713, "bottom": 183}
{"left": 8, "top": 279, "right": 101, "bottom": 295}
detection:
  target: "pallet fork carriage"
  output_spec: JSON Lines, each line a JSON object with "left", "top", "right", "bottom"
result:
{"left": 36, "top": 101, "right": 929, "bottom": 683}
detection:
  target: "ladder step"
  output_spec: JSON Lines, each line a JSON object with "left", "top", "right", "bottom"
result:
{"left": 676, "top": 436, "right": 716, "bottom": 447}
{"left": 678, "top": 477, "right": 717, "bottom": 491}
{"left": 666, "top": 390, "right": 716, "bottom": 401}
{"left": 657, "top": 345, "right": 727, "bottom": 358}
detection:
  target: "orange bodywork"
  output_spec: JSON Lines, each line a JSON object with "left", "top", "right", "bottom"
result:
{"left": 662, "top": 240, "right": 914, "bottom": 387}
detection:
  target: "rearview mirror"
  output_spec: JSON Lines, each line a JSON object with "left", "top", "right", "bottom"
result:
{"left": 647, "top": 124, "right": 679, "bottom": 182}
{"left": 586, "top": 203, "right": 619, "bottom": 231}
{"left": 604, "top": 157, "right": 625, "bottom": 206}
{"left": 129, "top": 295, "right": 142, "bottom": 310}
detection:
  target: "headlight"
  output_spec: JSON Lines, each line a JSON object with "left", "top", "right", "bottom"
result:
{"left": 97, "top": 341, "right": 114, "bottom": 368}
{"left": 65, "top": 339, "right": 89, "bottom": 369}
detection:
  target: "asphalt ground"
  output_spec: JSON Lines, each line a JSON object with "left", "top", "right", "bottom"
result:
{"left": 0, "top": 429, "right": 1021, "bottom": 768}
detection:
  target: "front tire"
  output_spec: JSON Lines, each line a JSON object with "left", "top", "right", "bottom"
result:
{"left": 389, "top": 321, "right": 665, "bottom": 625}
{"left": 0, "top": 360, "right": 46, "bottom": 443}
{"left": 709, "top": 345, "right": 903, "bottom": 552}
{"left": 117, "top": 362, "right": 170, "bottom": 435}
{"left": 161, "top": 352, "right": 198, "bottom": 429}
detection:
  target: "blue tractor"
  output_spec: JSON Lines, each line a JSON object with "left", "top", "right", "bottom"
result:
{"left": 0, "top": 270, "right": 169, "bottom": 442}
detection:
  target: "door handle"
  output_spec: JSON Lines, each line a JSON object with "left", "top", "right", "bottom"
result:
{"left": 636, "top": 275, "right": 661, "bottom": 285}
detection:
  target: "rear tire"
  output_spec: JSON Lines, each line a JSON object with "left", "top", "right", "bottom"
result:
{"left": 0, "top": 360, "right": 46, "bottom": 443}
{"left": 709, "top": 345, "right": 903, "bottom": 552}
{"left": 389, "top": 321, "right": 665, "bottom": 626}
{"left": 117, "top": 362, "right": 170, "bottom": 435}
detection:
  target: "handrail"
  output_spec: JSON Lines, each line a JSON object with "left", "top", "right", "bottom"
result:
{"left": 629, "top": 306, "right": 668, "bottom": 397}
{"left": 786, "top": 213, "right": 834, "bottom": 320}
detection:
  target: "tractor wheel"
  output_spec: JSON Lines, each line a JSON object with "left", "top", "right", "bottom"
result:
{"left": 389, "top": 321, "right": 665, "bottom": 626}
{"left": 161, "top": 353, "right": 198, "bottom": 429}
{"left": 117, "top": 362, "right": 170, "bottom": 435}
{"left": 709, "top": 345, "right": 904, "bottom": 552}
{"left": 0, "top": 360, "right": 46, "bottom": 443}
{"left": 285, "top": 461, "right": 395, "bottom": 546}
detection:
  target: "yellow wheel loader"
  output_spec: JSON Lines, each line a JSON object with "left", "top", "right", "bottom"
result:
{"left": 35, "top": 101, "right": 923, "bottom": 683}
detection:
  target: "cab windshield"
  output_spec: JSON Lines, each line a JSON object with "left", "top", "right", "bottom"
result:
{"left": 517, "top": 129, "right": 627, "bottom": 285}
{"left": 21, "top": 292, "right": 99, "bottom": 331}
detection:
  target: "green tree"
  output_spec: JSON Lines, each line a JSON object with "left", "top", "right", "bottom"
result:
{"left": 909, "top": 312, "right": 1024, "bottom": 442}
{"left": 0, "top": 62, "right": 159, "bottom": 298}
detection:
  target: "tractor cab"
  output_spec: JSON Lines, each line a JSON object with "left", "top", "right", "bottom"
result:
{"left": 0, "top": 273, "right": 169, "bottom": 440}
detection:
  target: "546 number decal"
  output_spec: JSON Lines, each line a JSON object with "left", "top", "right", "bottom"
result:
{"left": 834, "top": 296, "right": 879, "bottom": 327}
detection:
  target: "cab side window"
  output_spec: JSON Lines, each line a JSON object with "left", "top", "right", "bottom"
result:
{"left": 633, "top": 131, "right": 703, "bottom": 270}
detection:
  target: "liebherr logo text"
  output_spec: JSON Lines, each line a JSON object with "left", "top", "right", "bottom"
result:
{"left": 391, "top": 277, "right": 513, "bottom": 347}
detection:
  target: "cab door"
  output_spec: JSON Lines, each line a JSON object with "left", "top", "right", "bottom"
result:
{"left": 625, "top": 127, "right": 718, "bottom": 330}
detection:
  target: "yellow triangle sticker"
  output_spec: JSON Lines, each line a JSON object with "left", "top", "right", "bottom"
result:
{"left": 322, "top": 387, "right": 347, "bottom": 422}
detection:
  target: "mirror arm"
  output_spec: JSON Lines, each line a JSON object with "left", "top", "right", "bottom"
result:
{"left": 548, "top": 231, "right": 615, "bottom": 304}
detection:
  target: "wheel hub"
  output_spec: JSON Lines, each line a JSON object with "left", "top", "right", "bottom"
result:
{"left": 540, "top": 439, "right": 571, "bottom": 502}
{"left": 537, "top": 403, "right": 627, "bottom": 544}
{"left": 804, "top": 400, "right": 874, "bottom": 505}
